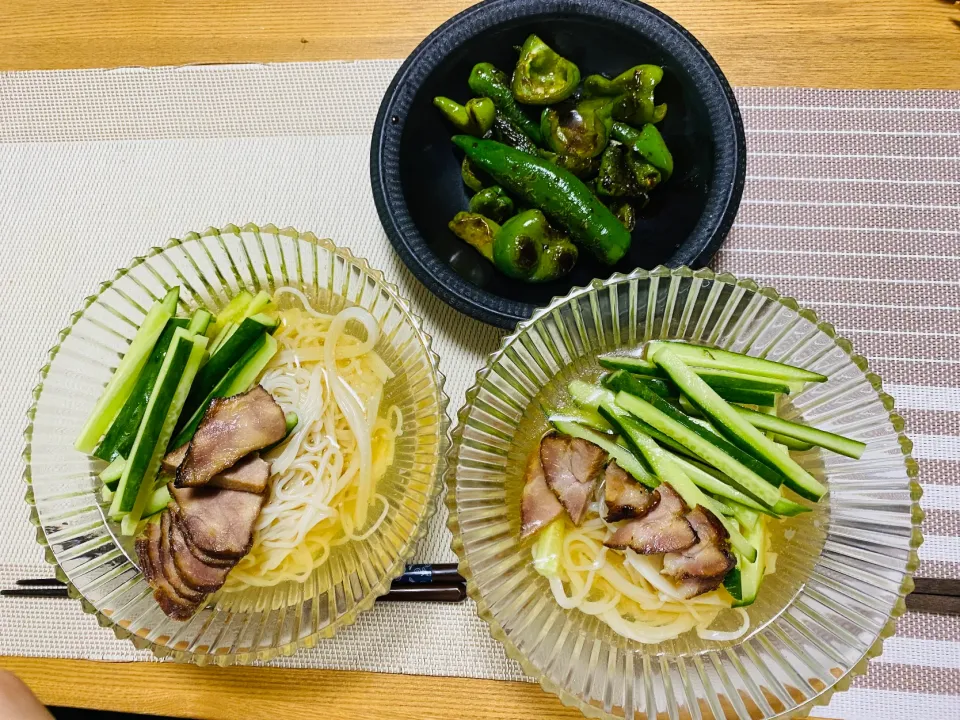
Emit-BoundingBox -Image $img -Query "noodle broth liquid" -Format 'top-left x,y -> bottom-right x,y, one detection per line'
507,352 -> 829,653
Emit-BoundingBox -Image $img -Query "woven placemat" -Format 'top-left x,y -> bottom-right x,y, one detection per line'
0,62 -> 957,719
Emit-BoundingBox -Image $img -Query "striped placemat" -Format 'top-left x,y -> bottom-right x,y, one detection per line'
0,63 -> 956,719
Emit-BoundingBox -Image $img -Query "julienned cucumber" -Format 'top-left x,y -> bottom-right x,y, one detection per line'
144,484 -> 172,518
668,455 -> 775,516
119,333 -> 208,535
74,287 -> 179,453
93,318 -> 189,462
598,356 -> 792,395
211,291 -> 274,353
607,374 -> 790,490
207,290 -> 253,339
645,341 -> 827,384
188,309 -> 212,335
110,328 -> 194,517
548,418 -> 657,489
724,515 -> 767,606
625,428 -> 757,562
98,456 -> 126,490
179,314 -> 277,425
168,332 -> 277,450
651,348 -> 827,501
732,405 -> 866,459
601,370 -> 777,408
615,391 -> 782,508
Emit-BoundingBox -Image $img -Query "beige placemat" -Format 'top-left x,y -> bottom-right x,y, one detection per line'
0,62 -> 957,719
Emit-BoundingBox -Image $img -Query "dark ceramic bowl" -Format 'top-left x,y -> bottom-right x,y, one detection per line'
371,0 -> 746,328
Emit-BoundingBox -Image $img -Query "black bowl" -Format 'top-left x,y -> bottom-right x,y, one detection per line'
371,0 -> 746,328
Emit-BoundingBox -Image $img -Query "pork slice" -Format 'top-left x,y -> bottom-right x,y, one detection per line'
136,514 -> 201,618
162,444 -> 188,475
520,446 -> 564,538
540,433 -> 607,525
176,385 -> 286,488
158,510 -> 206,603
135,518 -> 162,585
169,483 -> 265,558
604,483 -> 696,554
676,575 -> 726,599
603,462 -> 659,522
662,507 -> 736,580
169,516 -> 234,593
153,587 -> 202,621
207,454 -> 270,494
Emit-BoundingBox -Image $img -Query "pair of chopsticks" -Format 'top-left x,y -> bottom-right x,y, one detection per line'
3,563 -> 467,603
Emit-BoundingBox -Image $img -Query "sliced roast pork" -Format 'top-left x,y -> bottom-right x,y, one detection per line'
158,510 -> 205,603
169,513 -> 234,593
676,575 -> 726,599
136,516 -> 202,620
175,386 -> 286,488
662,507 -> 736,586
169,484 -> 265,558
603,462 -> 659,522
604,483 -> 696,554
540,433 -> 607,526
162,443 -> 188,476
164,446 -> 270,495
520,446 -> 564,538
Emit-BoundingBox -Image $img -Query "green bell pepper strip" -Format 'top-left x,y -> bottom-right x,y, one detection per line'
510,34 -> 580,105
453,136 -> 632,265
612,122 -> 674,180
468,63 -> 542,143
432,96 -> 495,136
468,186 -> 515,224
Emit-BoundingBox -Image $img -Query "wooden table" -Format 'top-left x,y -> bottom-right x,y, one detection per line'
0,1 -> 957,718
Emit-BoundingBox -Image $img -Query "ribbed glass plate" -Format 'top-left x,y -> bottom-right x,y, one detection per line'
24,223 -> 448,665
447,266 -> 921,719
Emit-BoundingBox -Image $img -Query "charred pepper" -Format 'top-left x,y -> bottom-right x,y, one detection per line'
469,63 -> 542,143
612,121 -> 673,180
469,186 -> 515,223
540,97 -> 613,160
433,96 -> 496,136
510,34 -> 581,105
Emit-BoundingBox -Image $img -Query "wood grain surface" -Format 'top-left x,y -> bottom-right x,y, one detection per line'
0,0 -> 958,88
0,0 -> 953,718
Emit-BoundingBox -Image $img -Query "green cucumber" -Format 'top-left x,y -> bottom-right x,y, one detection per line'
208,321 -> 235,355
645,341 -> 827,383
188,309 -> 212,335
93,318 -> 189,461
144,484 -> 171,518
75,287 -> 179,453
100,485 -> 115,504
554,405 -> 613,433
168,332 -> 277,450
599,356 -> 791,394
729,501 -> 760,530
98,456 -> 126,490
109,328 -> 194,518
773,434 -> 815,452
615,391 -> 782,508
602,369 -> 776,409
730,405 -> 865,459
212,291 -> 274,352
625,427 -> 756,562
180,314 -> 278,425
119,332 -> 208,534
650,347 -> 827,501
598,355 -> 666,377
609,375 -> 789,490
724,515 -> 767,606
549,418 -> 657,489
669,455 -> 776,516
207,290 -> 253,338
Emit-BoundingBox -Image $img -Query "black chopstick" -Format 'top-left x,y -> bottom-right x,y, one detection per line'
2,587 -> 69,598
15,578 -> 66,587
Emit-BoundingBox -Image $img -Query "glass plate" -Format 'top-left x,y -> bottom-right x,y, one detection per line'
447,266 -> 921,719
24,223 -> 448,665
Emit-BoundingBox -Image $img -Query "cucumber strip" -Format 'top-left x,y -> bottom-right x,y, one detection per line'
213,291 -> 275,352
180,315 -> 278,425
549,418 -> 658,489
611,377 -> 789,490
773,434 -> 815,452
208,290 -> 253,338
119,333 -> 208,534
724,515 -> 767,606
615,392 -> 782,507
100,485 -> 115,504
554,405 -> 613,433
208,321 -> 235,355
773,497 -> 812,516
731,405 -> 866,459
93,318 -> 190,461
729,502 -> 760,530
110,328 -> 194,518
168,332 -> 276,450
625,428 -> 756,562
645,341 -> 827,383
144,484 -> 171,517
531,518 -> 565,576
98,456 -> 126,490
599,357 -> 791,394
669,455 -> 778,516
188,309 -> 212,335
651,348 -> 827,501
74,288 -> 179,453
602,370 -> 776,410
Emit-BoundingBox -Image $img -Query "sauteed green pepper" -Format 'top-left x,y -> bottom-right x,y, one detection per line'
469,186 -> 515,223
432,96 -> 496,136
454,136 -> 631,265
584,65 -> 666,125
495,210 -> 578,282
541,97 -> 613,160
461,157 -> 490,192
596,144 -> 640,198
511,34 -> 581,105
491,113 -> 540,156
469,63 -> 542,143
612,121 -> 674,179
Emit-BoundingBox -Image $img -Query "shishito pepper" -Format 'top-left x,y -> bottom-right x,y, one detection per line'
469,186 -> 515,223
491,113 -> 540,156
510,34 -> 581,105
433,96 -> 496,136
495,209 -> 578,282
469,63 -> 542,143
612,122 -> 674,180
540,97 -> 613,160
584,65 -> 667,125
448,211 -> 499,261
454,136 -> 632,265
